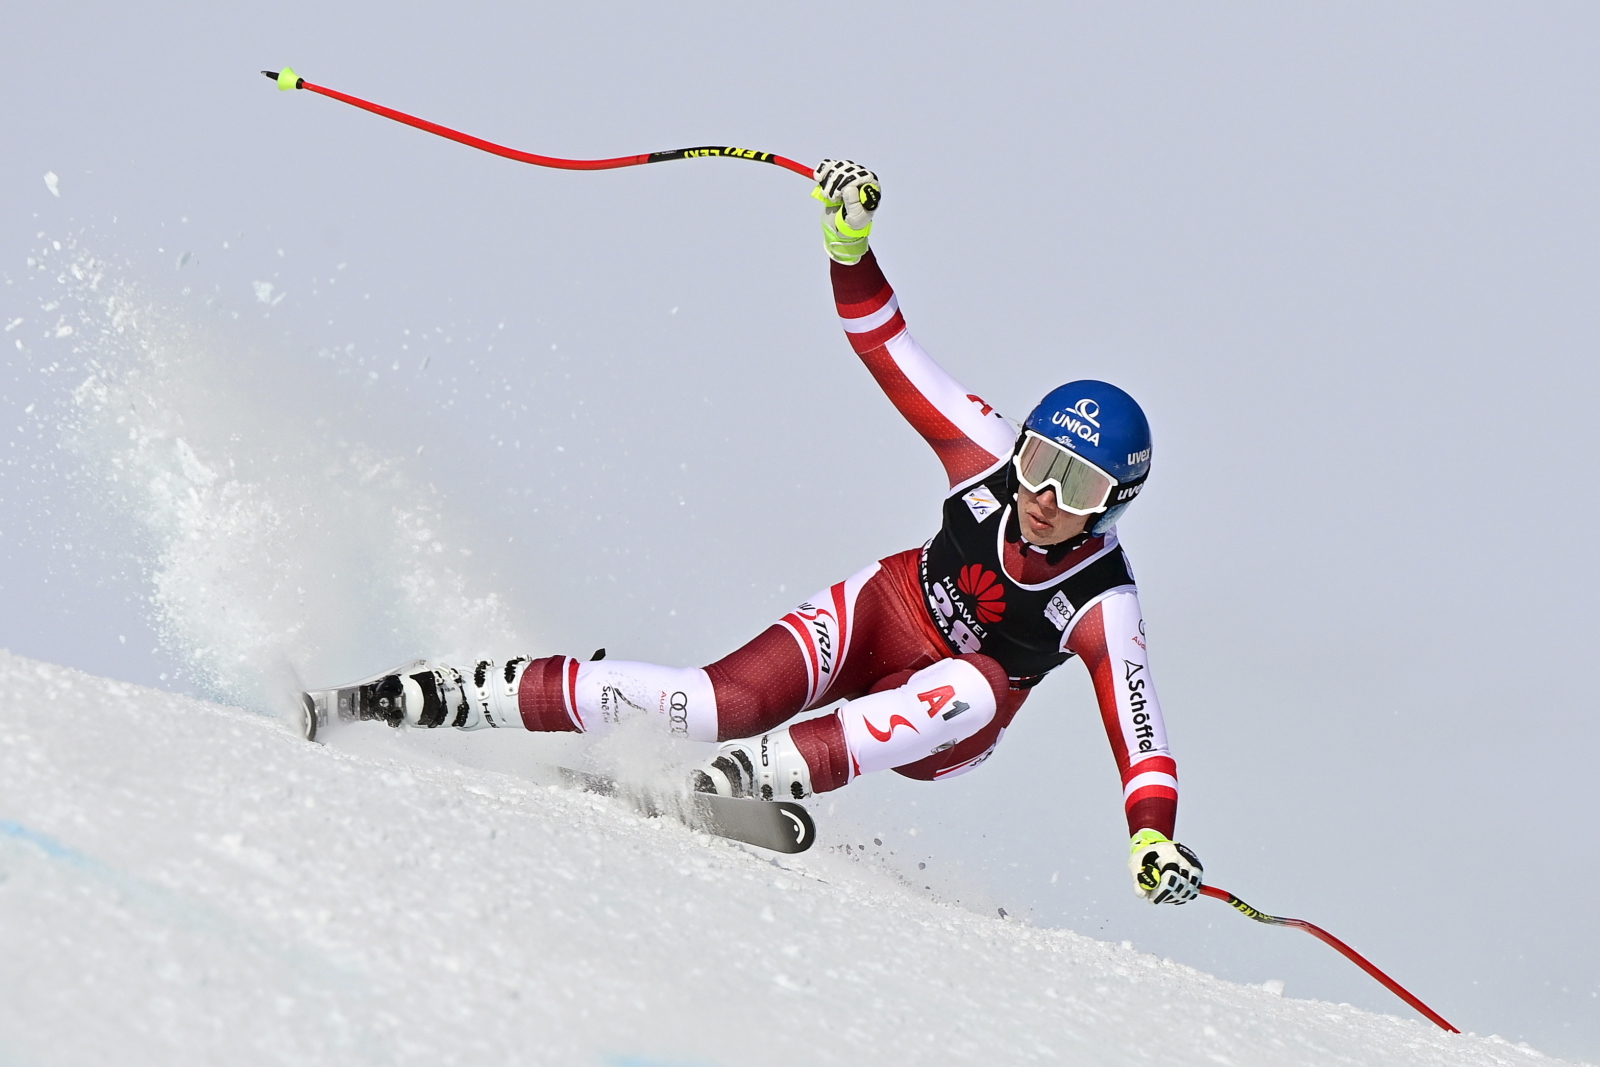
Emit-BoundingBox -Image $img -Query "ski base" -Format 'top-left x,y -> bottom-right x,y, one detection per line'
558,767 -> 815,854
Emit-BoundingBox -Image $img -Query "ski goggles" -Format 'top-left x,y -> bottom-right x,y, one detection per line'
1012,431 -> 1118,515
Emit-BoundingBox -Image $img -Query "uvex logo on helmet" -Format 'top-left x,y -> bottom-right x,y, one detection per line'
1050,398 -> 1102,447
956,565 -> 1006,624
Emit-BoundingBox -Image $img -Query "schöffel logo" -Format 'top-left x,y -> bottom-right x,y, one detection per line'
1123,660 -> 1155,753
956,565 -> 1007,624
1051,398 -> 1102,447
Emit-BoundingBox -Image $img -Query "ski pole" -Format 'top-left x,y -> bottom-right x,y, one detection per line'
1200,884 -> 1458,1033
260,68 -> 815,181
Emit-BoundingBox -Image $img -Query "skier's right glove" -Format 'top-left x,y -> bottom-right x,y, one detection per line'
814,158 -> 881,265
1129,829 -> 1204,905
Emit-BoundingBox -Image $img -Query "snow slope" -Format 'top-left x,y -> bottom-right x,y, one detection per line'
0,650 -> 1575,1067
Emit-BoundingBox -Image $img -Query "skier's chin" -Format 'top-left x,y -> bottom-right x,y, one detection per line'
1016,487 -> 1090,546
1021,516 -> 1056,544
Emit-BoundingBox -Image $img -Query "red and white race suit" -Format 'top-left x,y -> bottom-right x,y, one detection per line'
511,251 -> 1178,838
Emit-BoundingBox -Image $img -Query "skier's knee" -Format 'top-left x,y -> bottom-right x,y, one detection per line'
891,720 -> 1005,782
950,653 -> 1009,705
866,656 -> 1004,703
836,656 -> 1002,778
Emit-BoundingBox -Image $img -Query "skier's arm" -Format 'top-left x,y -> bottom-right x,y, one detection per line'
1068,590 -> 1204,904
1063,590 -> 1178,839
831,251 -> 1018,488
813,160 -> 1016,489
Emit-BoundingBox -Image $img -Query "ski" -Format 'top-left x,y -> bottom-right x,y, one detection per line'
297,678 -> 816,853
557,767 -> 816,854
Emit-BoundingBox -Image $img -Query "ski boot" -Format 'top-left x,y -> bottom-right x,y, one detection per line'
300,658 -> 533,741
299,660 -> 466,742
690,729 -> 814,801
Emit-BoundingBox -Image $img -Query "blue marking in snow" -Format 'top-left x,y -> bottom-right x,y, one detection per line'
0,816 -> 394,1055
0,820 -> 89,864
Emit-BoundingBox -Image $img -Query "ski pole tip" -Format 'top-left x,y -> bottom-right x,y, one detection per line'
261,67 -> 303,91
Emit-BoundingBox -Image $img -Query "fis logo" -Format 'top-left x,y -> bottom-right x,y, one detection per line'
962,484 -> 1002,522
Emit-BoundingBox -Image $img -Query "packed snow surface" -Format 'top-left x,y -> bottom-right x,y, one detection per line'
0,651 -> 1574,1066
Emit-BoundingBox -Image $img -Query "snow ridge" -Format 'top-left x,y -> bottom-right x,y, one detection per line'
0,650 -> 1575,1066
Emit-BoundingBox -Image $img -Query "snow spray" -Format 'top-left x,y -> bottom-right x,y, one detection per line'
33,238 -> 519,712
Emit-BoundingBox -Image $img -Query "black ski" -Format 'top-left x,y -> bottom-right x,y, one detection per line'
557,767 -> 816,854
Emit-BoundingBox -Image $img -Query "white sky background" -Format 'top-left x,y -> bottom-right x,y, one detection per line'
1,1 -> 1596,1059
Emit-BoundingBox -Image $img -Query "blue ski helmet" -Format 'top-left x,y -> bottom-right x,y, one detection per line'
1019,380 -> 1151,535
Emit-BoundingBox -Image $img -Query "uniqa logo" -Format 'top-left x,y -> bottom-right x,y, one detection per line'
1050,401 -> 1102,447
956,564 -> 1007,624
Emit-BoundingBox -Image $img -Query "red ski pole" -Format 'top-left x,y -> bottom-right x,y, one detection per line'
261,68 -> 815,181
1200,884 -> 1458,1033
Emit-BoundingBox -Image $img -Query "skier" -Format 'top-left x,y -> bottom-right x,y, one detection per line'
306,160 -> 1204,906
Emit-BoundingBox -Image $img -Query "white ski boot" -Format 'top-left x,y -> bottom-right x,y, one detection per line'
690,729 -> 815,801
299,658 -> 528,741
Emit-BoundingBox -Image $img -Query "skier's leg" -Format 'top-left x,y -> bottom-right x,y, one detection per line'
697,653 -> 1015,799
525,655 -> 721,739
888,686 -> 1029,782
309,550 -> 945,750
301,654 -> 719,737
707,549 -> 947,739
515,551 -> 940,744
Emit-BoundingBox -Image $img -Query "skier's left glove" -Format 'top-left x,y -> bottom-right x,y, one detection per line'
814,158 -> 881,265
1129,829 -> 1204,905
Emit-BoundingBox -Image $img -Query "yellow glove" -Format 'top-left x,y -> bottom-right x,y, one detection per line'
813,158 -> 881,264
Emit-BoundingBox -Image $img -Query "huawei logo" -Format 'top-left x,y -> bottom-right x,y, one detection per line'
956,565 -> 1007,624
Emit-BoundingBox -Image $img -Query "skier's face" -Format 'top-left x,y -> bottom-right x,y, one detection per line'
1017,484 -> 1092,545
